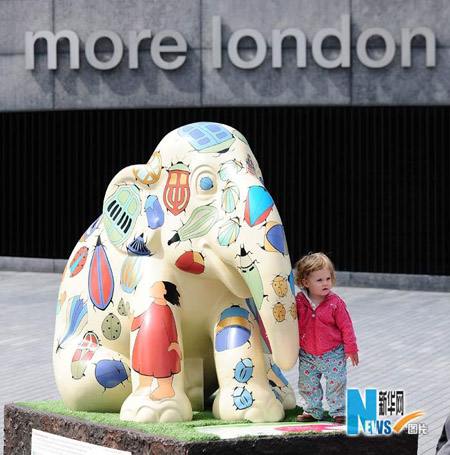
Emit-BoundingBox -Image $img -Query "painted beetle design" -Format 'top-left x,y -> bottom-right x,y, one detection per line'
53,122 -> 298,425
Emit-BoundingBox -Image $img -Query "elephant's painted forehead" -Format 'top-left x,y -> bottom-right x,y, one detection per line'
150,124 -> 258,168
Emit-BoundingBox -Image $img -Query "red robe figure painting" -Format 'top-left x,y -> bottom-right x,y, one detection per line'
130,281 -> 182,400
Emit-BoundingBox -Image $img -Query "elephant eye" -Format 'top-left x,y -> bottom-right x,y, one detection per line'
194,168 -> 217,198
200,176 -> 214,191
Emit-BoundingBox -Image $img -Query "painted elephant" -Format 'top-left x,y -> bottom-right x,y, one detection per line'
53,122 -> 299,423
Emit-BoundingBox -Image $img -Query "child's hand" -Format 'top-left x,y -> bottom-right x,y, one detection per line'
168,342 -> 183,360
345,352 -> 359,366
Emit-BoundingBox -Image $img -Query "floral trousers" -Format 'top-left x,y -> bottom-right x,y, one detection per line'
298,344 -> 347,419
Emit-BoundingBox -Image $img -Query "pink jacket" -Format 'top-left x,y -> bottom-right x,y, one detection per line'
296,290 -> 358,355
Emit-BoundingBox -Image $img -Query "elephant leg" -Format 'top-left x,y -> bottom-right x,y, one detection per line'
120,364 -> 192,423
263,353 -> 297,410
54,339 -> 131,412
212,304 -> 285,422
184,358 -> 204,411
119,303 -> 192,423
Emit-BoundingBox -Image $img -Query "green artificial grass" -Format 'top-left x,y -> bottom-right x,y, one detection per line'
18,400 -> 331,442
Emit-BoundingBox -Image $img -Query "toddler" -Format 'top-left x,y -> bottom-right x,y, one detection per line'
295,252 -> 358,424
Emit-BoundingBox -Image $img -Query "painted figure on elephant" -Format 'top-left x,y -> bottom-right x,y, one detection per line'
53,122 -> 299,423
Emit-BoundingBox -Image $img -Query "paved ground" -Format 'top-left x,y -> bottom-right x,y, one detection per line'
1,271 -> 449,455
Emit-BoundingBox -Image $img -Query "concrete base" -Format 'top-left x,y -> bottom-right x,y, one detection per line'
4,404 -> 418,455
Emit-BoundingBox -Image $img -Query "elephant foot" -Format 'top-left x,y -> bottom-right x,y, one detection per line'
120,392 -> 193,423
278,385 -> 297,410
212,386 -> 284,423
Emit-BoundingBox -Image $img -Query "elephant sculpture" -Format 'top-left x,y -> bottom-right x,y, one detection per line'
53,122 -> 299,423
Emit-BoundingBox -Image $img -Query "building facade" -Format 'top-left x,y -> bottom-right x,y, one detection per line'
1,0 -> 449,277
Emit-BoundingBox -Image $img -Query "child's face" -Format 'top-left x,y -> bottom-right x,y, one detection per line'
302,267 -> 333,298
149,281 -> 167,299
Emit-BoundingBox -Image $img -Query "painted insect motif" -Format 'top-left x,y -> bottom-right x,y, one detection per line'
233,386 -> 254,410
163,163 -> 191,216
69,246 -> 89,277
215,306 -> 251,352
233,129 -> 249,146
168,205 -> 218,245
263,222 -> 288,255
288,271 -> 295,295
58,295 -> 88,350
53,122 -> 299,424
120,236 -> 150,294
246,154 -> 256,176
244,186 -> 274,227
218,159 -> 243,181
101,313 -> 121,340
218,217 -> 241,247
222,181 -> 240,213
245,297 -> 271,354
56,291 -> 67,315
290,303 -> 297,320
126,235 -> 151,256
238,247 -> 266,310
81,215 -> 102,242
120,255 -> 143,294
267,363 -> 289,388
71,331 -> 100,380
178,122 -> 235,154
132,151 -> 162,185
118,298 -> 130,316
175,251 -> 205,275
273,303 -> 286,322
95,359 -> 130,389
103,186 -> 141,246
267,363 -> 290,402
234,358 -> 254,383
88,237 -> 114,310
272,275 -> 288,298
145,195 -> 165,229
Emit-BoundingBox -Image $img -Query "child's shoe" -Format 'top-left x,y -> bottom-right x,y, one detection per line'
296,412 -> 320,422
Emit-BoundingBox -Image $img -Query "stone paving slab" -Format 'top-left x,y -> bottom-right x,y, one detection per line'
1,271 -> 449,454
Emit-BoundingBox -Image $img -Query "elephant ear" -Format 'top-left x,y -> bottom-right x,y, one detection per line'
102,157 -> 163,252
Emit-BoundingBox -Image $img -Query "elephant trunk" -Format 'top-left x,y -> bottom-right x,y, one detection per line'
237,218 -> 299,371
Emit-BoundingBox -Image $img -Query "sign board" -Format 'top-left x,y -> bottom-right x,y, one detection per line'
31,429 -> 131,455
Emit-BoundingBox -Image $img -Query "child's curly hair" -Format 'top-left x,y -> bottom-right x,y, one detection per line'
294,252 -> 337,287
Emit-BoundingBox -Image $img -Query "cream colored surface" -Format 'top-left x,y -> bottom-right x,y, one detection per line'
53,123 -> 299,423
